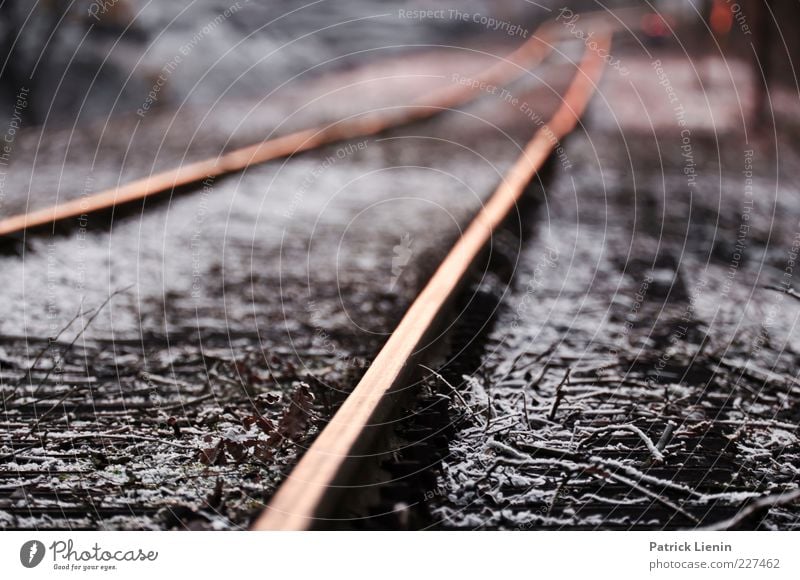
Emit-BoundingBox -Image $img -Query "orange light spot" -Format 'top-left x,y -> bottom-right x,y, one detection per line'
641,13 -> 670,37
710,0 -> 734,35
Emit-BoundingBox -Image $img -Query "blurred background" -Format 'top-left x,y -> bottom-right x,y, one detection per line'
2,0 -> 800,533
1,0 -> 796,127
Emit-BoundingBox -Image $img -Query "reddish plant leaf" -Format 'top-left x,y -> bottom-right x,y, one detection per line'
243,414 -> 274,434
198,439 -> 227,466
225,440 -> 247,462
269,382 -> 315,445
253,441 -> 273,462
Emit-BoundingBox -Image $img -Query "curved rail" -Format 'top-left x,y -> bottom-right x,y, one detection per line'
0,23 -> 559,238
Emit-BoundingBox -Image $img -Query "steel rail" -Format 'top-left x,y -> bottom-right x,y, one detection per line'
252,34 -> 611,531
0,23 -> 561,238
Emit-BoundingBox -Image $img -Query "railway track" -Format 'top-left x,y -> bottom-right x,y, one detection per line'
253,35 -> 611,531
2,13 -> 602,529
4,7 -> 795,533
0,13 -> 617,531
249,15 -> 800,529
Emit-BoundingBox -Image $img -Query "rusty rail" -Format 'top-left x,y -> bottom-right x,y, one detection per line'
253,34 -> 611,531
0,24 -> 560,238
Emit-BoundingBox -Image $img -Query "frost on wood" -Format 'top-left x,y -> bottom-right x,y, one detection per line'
0,338 -> 359,530
424,130 -> 800,531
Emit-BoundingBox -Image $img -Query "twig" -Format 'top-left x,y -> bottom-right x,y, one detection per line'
485,442 -> 696,521
763,284 -> 800,303
656,421 -> 677,453
30,286 -> 132,398
603,468 -> 699,524
29,385 -> 88,431
28,432 -> 195,450
703,489 -> 800,530
153,392 -> 216,412
483,370 -> 494,436
547,474 -> 570,517
419,364 -> 475,419
498,351 -> 528,385
547,369 -> 570,421
580,423 -> 665,463
724,418 -> 748,443
2,302 -> 84,404
492,440 -> 698,523
533,342 -> 558,364
530,363 -> 550,390
597,456 -> 704,498
0,440 -> 45,462
521,393 -> 530,428
495,439 -> 580,462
